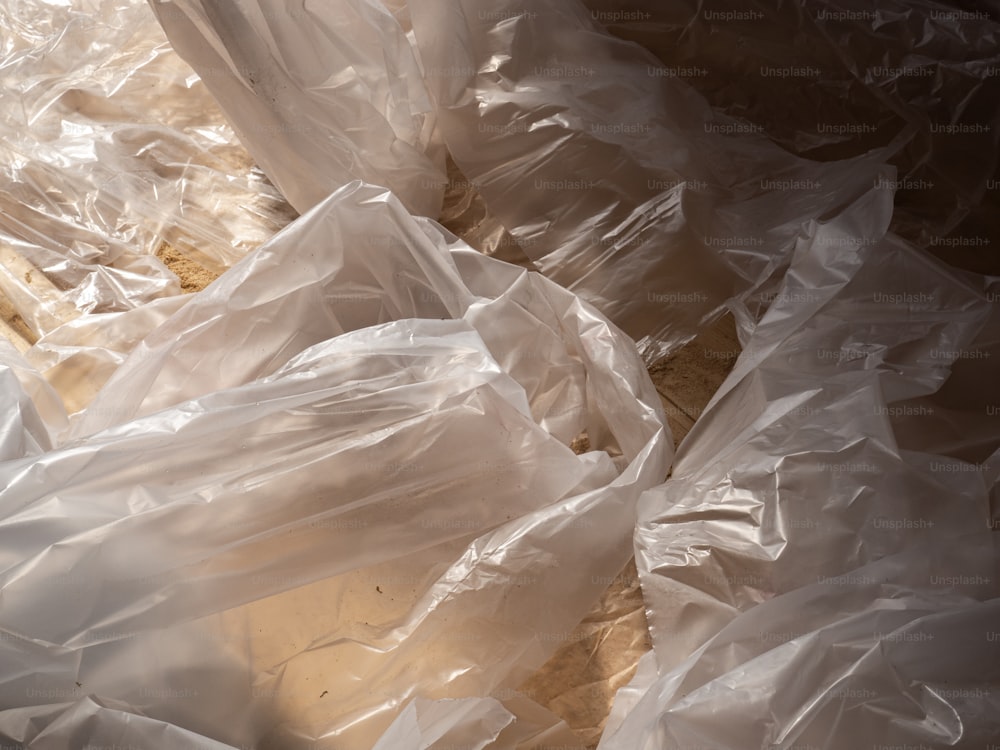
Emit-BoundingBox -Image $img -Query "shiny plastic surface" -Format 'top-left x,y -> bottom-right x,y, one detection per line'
146,0 -> 448,218
601,187 -> 1000,749
0,0 -> 295,340
1,0 -> 998,747
407,0 -> 896,360
0,182 -> 670,749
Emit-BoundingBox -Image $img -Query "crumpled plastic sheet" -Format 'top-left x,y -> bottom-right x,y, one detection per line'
146,0 -> 449,219
583,0 -> 1000,258
147,0 -> 904,361
134,0 -> 1000,323
602,546 -> 1000,748
0,181 -> 670,749
368,694 -> 589,750
0,0 -> 295,341
516,560 -> 651,748
0,341 -> 61,460
597,183 -> 1000,747
404,0 -> 907,361
2,0 -> 999,748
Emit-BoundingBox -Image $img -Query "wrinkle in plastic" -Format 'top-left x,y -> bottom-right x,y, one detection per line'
1,0 -> 998,747
601,182 -> 1000,748
0,181 -> 670,749
0,0 -> 295,343
145,0 -> 448,219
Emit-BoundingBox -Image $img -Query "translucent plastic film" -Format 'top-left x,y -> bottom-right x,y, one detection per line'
146,0 -> 448,218
584,0 -> 1000,263
605,180 -> 1000,748
142,0 -> 918,361
0,0 -> 295,342
0,182 -> 670,749
406,0 -> 896,360
2,0 -> 998,748
602,547 -> 1000,749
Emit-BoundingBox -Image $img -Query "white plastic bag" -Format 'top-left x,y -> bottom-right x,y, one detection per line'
406,0 -> 894,360
146,0 -> 448,218
602,179 -> 1000,748
0,182 -> 670,749
0,0 -> 295,342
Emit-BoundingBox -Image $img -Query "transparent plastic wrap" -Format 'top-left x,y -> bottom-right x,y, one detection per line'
0,342 -> 60,462
602,185 -> 1000,748
0,0 -> 295,341
146,0 -> 448,218
406,0 -> 896,360
0,182 -> 671,749
601,543 -> 1000,749
368,695 -> 587,750
584,0 -> 1000,263
3,1 -> 997,748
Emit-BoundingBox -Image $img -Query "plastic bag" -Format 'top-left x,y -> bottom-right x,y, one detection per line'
406,0 -> 896,360
600,178 -> 1000,748
0,0 -> 295,343
0,182 -> 670,748
4,0 -> 998,747
146,0 -> 448,219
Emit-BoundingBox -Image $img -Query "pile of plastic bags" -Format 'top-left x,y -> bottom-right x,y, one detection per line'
0,0 -> 997,748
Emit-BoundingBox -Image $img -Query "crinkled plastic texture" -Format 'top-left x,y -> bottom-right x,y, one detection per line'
598,184 -> 1000,748
0,341 -> 62,461
4,1 -> 998,749
146,0 -> 448,219
0,182 -> 670,749
369,695 -> 587,750
371,697 -> 515,750
584,0 -> 1000,268
24,294 -> 191,418
602,545 -> 1000,748
406,0 -> 902,361
144,0 -> 993,358
437,156 -> 538,270
0,0 -> 295,340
